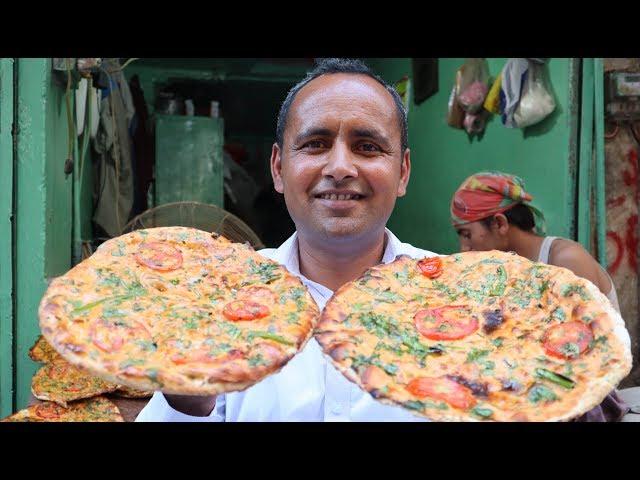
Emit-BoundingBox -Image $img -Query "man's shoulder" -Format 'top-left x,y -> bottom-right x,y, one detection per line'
255,233 -> 297,264
395,240 -> 440,260
387,229 -> 440,260
258,248 -> 278,258
257,248 -> 279,261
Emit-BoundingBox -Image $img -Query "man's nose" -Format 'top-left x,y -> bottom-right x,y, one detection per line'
321,142 -> 358,182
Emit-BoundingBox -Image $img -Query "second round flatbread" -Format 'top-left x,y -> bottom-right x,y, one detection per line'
315,250 -> 632,422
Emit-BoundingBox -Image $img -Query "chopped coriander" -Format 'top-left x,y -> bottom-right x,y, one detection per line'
528,384 -> 558,404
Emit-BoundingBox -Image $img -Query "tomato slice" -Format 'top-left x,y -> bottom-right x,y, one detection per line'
34,402 -> 66,419
417,257 -> 443,279
406,376 -> 477,410
237,286 -> 276,304
542,321 -> 593,359
89,319 -> 149,353
90,325 -> 124,353
135,242 -> 183,272
223,300 -> 270,321
414,305 -> 478,340
121,366 -> 147,377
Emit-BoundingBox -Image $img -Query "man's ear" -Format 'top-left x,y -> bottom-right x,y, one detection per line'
493,213 -> 510,235
270,143 -> 284,194
397,148 -> 411,197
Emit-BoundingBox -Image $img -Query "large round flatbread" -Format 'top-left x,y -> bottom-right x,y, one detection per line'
39,227 -> 319,395
315,250 -> 632,421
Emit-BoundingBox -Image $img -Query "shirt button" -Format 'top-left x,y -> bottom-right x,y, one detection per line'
332,404 -> 343,415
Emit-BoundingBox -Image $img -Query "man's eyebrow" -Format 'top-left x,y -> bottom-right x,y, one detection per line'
294,127 -> 333,145
351,128 -> 390,145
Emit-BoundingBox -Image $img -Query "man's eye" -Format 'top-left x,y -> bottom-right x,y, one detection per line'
302,140 -> 325,149
357,143 -> 381,153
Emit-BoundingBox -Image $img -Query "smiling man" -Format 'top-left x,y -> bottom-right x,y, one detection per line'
136,58 -> 438,422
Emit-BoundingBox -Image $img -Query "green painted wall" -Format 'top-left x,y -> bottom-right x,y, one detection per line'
0,58 -> 15,416
369,58 -> 578,255
14,59 -> 72,409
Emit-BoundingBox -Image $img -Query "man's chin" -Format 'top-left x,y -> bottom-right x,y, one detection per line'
315,219 -> 375,242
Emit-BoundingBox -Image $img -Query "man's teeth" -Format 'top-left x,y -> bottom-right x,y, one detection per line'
319,194 -> 360,200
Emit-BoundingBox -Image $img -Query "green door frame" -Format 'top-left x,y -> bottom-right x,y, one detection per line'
577,58 -> 594,251
0,58 -> 15,417
575,57 -> 607,266
0,58 -> 77,412
14,58 -> 51,410
12,58 -> 73,410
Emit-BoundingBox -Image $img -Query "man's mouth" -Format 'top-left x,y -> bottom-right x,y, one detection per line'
314,192 -> 365,201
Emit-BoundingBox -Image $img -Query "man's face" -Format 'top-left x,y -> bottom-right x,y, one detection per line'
456,220 -> 507,252
271,73 -> 410,243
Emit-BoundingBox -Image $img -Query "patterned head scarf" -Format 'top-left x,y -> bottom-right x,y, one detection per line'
450,171 -> 546,235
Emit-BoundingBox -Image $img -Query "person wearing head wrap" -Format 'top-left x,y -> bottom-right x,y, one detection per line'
451,170 -> 547,235
450,171 -> 628,423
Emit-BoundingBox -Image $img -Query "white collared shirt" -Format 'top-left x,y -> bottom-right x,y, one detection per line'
136,229 -> 439,422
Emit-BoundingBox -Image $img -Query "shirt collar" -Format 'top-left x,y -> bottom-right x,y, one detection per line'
273,228 -> 404,282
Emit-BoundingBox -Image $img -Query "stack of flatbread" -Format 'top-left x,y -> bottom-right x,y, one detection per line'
1,336 -> 152,422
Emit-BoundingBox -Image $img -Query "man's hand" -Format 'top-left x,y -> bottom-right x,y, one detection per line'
164,394 -> 217,417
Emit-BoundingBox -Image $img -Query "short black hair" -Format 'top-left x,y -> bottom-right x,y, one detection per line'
275,58 -> 408,153
481,203 -> 536,231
